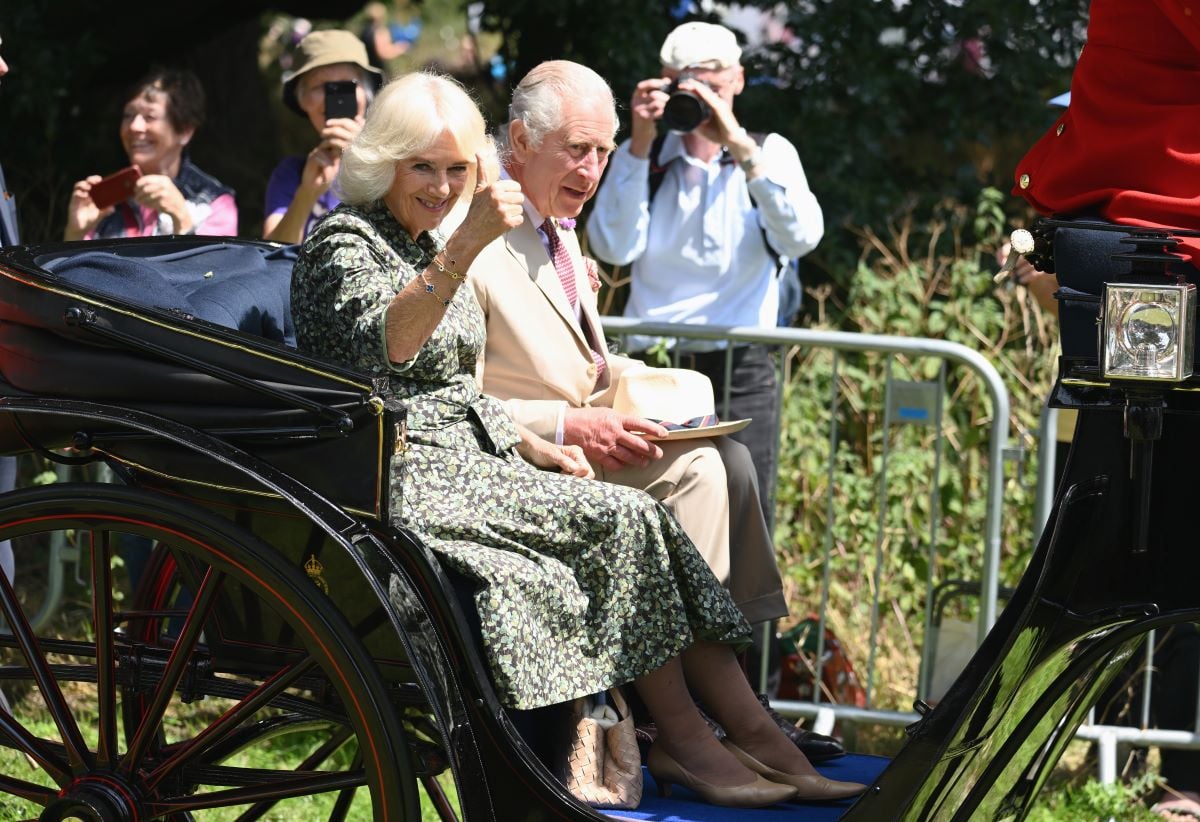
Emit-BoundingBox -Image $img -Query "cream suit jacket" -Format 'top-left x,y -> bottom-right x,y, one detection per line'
469,217 -> 788,624
471,217 -> 641,439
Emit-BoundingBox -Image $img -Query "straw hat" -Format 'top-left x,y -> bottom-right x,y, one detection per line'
612,368 -> 751,441
281,30 -> 383,115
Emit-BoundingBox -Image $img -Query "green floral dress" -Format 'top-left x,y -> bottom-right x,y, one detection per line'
292,201 -> 749,709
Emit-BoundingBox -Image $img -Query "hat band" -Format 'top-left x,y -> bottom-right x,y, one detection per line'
649,414 -> 720,431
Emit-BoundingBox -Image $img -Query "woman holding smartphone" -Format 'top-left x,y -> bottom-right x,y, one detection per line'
64,68 -> 236,240
263,30 -> 382,244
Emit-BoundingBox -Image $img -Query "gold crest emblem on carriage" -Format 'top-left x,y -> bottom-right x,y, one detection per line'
305,554 -> 330,594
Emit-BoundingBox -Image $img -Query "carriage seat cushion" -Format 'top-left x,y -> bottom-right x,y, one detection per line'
40,242 -> 297,347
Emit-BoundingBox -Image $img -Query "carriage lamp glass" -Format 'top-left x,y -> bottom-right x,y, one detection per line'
1102,282 -> 1195,381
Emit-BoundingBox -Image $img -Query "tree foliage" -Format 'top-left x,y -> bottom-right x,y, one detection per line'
751,0 -> 1087,252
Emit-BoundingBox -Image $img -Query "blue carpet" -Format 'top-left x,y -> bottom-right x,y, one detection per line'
603,754 -> 889,821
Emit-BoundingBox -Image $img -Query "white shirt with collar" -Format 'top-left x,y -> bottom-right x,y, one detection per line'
586,130 -> 823,351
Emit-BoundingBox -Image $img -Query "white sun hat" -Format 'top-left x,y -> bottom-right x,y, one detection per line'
612,368 -> 751,441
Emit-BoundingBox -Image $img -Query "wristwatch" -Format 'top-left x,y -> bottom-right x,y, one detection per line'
739,147 -> 763,175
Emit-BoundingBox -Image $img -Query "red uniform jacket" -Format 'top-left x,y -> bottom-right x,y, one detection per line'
1014,0 -> 1200,262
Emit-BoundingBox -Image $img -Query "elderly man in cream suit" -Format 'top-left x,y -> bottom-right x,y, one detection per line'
469,60 -> 786,631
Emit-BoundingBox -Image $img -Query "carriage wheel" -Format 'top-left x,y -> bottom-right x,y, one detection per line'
0,483 -> 416,821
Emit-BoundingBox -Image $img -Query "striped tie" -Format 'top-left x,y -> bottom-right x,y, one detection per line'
543,218 -> 579,308
542,218 -> 606,379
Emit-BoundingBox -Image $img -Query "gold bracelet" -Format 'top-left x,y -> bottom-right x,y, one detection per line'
432,252 -> 465,281
419,271 -> 454,307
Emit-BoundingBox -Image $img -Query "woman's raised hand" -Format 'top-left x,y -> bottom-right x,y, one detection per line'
303,115 -> 365,195
63,176 -> 111,241
455,152 -> 524,251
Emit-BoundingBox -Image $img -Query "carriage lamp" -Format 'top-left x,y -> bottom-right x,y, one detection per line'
1102,282 -> 1196,381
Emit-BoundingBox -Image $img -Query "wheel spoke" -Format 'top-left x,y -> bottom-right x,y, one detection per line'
327,750 -> 363,822
294,726 -> 355,770
232,725 -> 354,820
144,656 -> 318,790
0,772 -> 58,806
123,566 -> 224,773
0,636 -> 104,656
0,711 -> 71,785
421,773 -> 459,822
0,549 -> 93,775
90,530 -> 118,767
145,769 -> 366,815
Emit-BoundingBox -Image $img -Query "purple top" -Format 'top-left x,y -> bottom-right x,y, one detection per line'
264,155 -> 341,240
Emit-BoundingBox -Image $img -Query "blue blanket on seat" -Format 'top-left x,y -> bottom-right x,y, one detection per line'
40,242 -> 297,347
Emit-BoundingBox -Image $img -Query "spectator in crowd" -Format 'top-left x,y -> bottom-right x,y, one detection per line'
359,2 -> 415,73
1013,3 -> 1200,818
467,59 -> 842,762
587,21 -> 824,519
290,70 -> 863,808
64,68 -> 235,240
263,30 -> 381,245
0,34 -> 16,584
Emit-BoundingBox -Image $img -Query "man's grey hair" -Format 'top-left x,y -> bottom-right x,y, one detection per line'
498,60 -> 619,153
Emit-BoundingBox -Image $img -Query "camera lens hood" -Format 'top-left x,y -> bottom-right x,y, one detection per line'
663,89 -> 710,133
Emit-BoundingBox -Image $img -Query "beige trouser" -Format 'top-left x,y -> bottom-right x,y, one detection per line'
598,435 -> 788,624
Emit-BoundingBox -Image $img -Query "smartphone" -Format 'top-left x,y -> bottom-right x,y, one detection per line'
324,80 -> 358,121
90,165 -> 142,210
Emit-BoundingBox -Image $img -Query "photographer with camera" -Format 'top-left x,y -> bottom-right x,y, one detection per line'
588,21 -> 824,526
263,30 -> 381,244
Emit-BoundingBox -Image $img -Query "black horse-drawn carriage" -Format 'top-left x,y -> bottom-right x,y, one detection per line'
0,223 -> 1191,820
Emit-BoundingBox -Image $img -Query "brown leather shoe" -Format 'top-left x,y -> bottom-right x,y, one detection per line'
756,693 -> 846,761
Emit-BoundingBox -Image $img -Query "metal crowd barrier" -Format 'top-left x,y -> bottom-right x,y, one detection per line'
601,317 -> 1011,735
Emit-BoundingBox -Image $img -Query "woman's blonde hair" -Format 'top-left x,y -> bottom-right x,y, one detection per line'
338,72 -> 491,205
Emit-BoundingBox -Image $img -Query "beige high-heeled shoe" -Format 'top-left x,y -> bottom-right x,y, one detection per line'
723,740 -> 867,801
647,745 -> 799,808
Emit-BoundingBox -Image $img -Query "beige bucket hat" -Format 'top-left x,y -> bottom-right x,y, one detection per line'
281,30 -> 383,115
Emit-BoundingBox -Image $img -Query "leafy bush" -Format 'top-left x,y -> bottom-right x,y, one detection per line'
1028,769 -> 1164,821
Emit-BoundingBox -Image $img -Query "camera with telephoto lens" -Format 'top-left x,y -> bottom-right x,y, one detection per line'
661,73 -> 713,133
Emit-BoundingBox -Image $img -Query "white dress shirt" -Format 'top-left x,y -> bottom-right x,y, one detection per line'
587,131 -> 823,351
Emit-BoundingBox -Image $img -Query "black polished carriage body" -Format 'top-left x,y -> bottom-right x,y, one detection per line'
0,229 -> 1189,821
